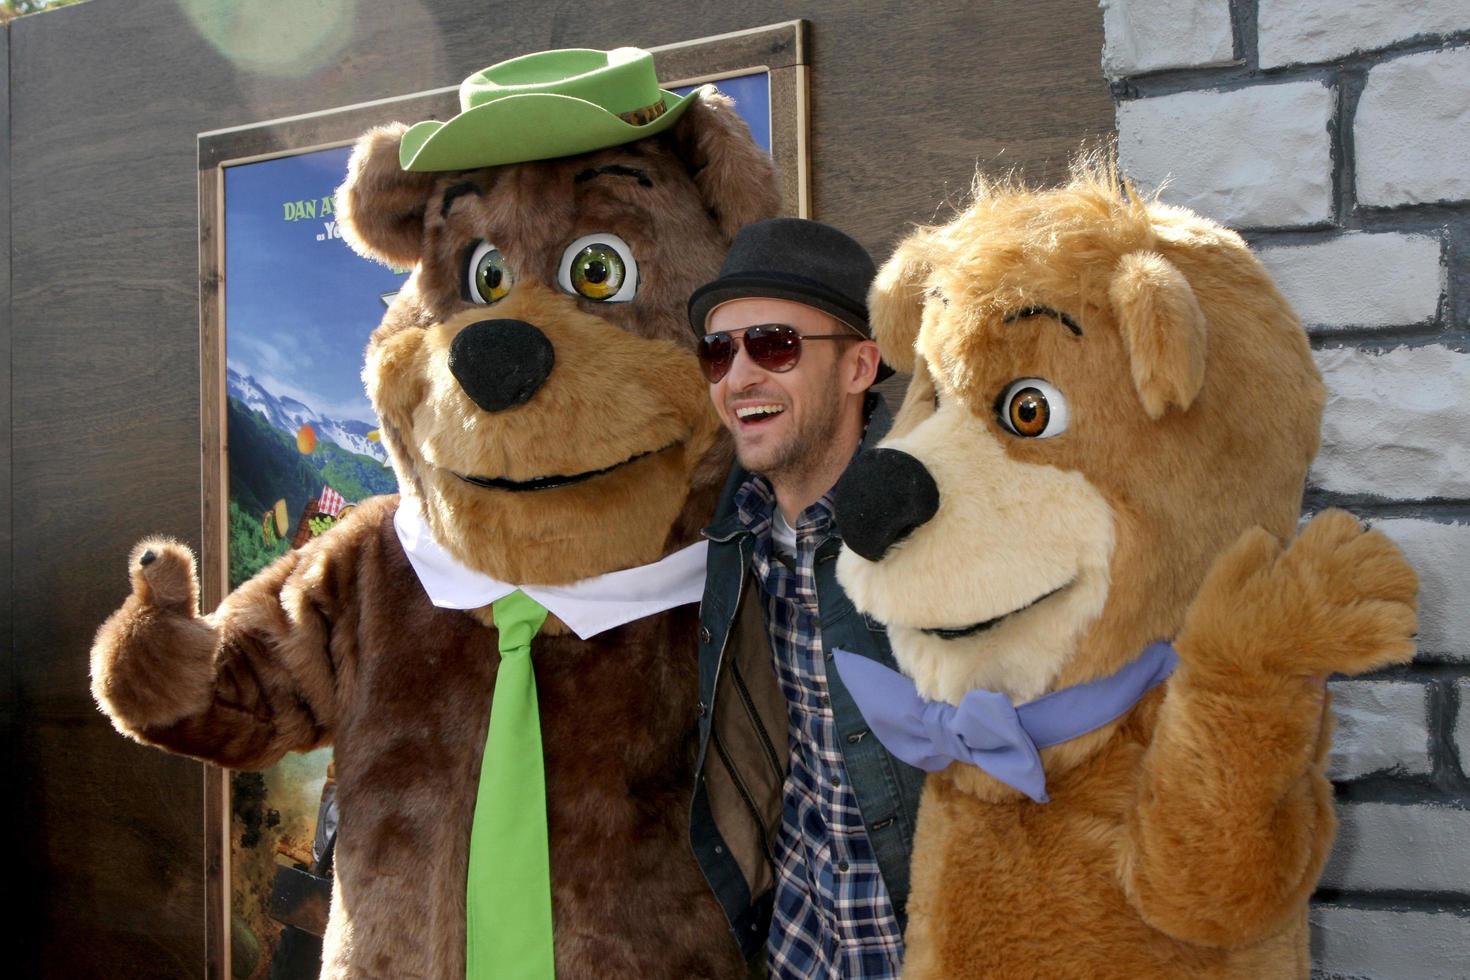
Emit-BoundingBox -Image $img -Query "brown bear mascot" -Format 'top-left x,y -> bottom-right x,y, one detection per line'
829,156 -> 1419,978
90,47 -> 778,978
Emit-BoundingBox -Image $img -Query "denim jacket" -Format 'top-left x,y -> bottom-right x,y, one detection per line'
688,395 -> 927,964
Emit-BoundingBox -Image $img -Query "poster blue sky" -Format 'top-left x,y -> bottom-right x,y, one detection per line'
224,144 -> 407,426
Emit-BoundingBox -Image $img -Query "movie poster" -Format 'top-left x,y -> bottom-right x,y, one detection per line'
222,141 -> 405,979
221,71 -> 772,977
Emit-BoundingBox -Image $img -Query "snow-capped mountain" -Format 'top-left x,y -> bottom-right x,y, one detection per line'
228,367 -> 388,463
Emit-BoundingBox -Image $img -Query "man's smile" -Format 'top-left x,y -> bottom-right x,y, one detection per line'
733,403 -> 786,425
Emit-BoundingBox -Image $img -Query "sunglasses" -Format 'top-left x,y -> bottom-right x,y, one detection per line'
696,323 -> 858,383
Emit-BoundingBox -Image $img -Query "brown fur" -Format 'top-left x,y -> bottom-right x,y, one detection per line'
91,86 -> 779,977
837,155 -> 1418,977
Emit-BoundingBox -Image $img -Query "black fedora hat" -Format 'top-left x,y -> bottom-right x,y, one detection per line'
688,218 -> 894,382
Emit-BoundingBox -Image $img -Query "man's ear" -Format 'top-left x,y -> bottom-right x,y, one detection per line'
664,87 -> 782,242
867,235 -> 931,374
1108,250 -> 1208,419
335,123 -> 440,268
843,340 -> 882,395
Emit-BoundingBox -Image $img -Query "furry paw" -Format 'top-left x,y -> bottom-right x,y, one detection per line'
127,537 -> 201,617
1178,510 -> 1418,680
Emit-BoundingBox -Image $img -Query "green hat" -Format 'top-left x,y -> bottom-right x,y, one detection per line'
399,47 -> 700,172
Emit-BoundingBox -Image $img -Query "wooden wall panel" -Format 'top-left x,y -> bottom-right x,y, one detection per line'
0,20 -> 16,978
8,0 -> 1112,975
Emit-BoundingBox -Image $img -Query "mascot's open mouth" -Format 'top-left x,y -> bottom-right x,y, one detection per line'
455,443 -> 675,493
920,581 -> 1073,640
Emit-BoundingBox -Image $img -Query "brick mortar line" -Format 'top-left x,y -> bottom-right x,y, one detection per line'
1111,33 -> 1470,102
1307,331 -> 1468,350
1428,678 -> 1465,786
1228,0 -> 1258,70
1310,892 -> 1470,915
1332,778 -> 1470,805
1330,67 -> 1364,226
1441,678 -> 1465,780
1228,207 -> 1470,240
1359,663 -> 1470,683
1302,495 -> 1470,521
1244,209 -> 1469,249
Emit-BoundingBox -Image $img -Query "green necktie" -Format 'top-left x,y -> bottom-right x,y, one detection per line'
467,590 -> 554,980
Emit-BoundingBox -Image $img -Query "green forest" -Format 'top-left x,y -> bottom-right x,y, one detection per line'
227,397 -> 397,588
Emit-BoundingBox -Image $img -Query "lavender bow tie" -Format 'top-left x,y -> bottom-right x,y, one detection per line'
832,642 -> 1178,803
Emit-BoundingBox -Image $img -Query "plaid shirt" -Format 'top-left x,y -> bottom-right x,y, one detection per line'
735,474 -> 905,980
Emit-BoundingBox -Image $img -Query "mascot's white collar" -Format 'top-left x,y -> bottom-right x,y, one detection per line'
394,500 -> 707,640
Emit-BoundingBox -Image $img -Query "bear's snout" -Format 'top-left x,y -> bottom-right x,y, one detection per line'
448,318 -> 555,413
834,447 -> 940,562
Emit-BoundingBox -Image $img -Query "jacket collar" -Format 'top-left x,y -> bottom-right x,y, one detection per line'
704,391 -> 892,544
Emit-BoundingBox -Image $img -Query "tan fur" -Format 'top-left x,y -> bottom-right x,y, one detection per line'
838,402 -> 1116,703
839,154 -> 1418,976
90,85 -> 778,977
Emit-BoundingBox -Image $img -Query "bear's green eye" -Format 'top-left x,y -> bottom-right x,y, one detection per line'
569,244 -> 625,300
557,233 -> 638,303
464,241 -> 512,304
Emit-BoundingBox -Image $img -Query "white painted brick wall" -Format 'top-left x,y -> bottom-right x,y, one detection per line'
1100,0 -> 1234,78
1311,346 -> 1470,502
1373,519 -> 1470,663
1312,906 -> 1470,980
1356,47 -> 1470,208
1259,0 -> 1470,69
1328,680 -> 1431,779
1117,82 -> 1333,228
1321,803 -> 1470,891
1257,232 -> 1442,330
1104,9 -> 1468,978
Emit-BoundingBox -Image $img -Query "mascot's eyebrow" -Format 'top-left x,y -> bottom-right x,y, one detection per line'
1003,305 -> 1083,336
440,182 -> 483,218
574,164 -> 654,188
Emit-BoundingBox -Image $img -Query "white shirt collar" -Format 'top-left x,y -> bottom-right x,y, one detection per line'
394,500 -> 707,640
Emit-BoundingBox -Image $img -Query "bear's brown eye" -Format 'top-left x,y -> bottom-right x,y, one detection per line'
997,378 -> 1069,438
1010,389 -> 1048,435
464,241 -> 513,304
558,233 -> 638,302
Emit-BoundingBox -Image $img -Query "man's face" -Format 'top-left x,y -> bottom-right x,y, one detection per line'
706,297 -> 859,479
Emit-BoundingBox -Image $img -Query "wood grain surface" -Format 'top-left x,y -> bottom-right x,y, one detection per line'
0,21 -> 18,980
8,0 -> 1112,975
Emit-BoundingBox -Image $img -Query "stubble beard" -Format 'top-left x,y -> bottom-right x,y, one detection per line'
735,364 -> 846,487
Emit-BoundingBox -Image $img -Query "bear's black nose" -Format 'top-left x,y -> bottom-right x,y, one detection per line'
833,447 -> 940,562
448,319 -> 555,413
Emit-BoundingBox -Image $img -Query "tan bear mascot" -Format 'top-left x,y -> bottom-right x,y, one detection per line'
90,48 -> 777,978
829,157 -> 1418,978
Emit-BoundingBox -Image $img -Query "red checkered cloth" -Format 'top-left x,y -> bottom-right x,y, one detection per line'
317,484 -> 347,517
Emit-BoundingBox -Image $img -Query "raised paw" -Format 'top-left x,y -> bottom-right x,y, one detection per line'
127,537 -> 201,616
1178,509 -> 1418,680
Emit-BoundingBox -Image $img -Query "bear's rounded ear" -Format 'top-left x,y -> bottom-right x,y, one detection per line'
868,234 -> 931,374
665,87 -> 782,242
1109,250 -> 1207,419
335,123 -> 440,268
